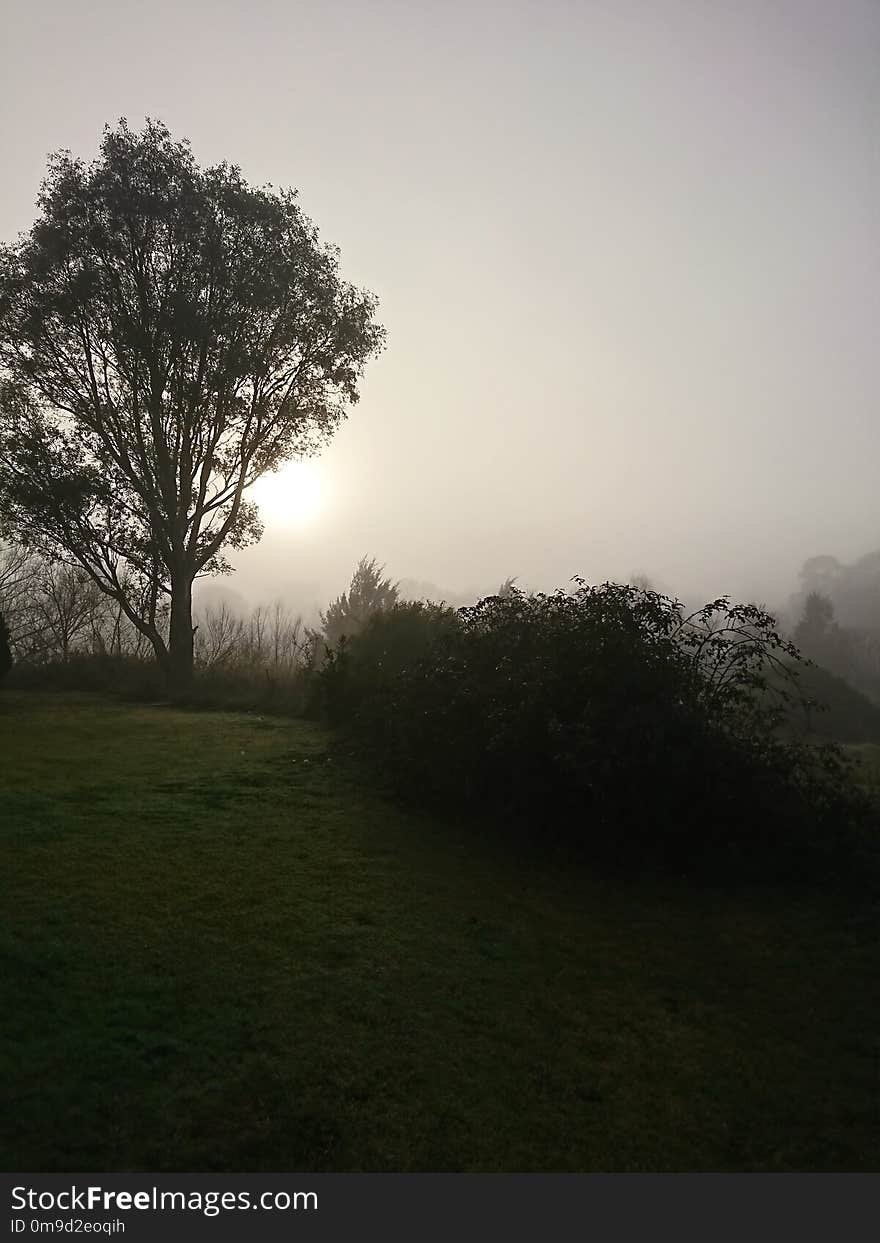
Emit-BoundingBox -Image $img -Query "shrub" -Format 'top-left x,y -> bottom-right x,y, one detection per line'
313,600 -> 460,724
6,653 -> 166,699
324,581 -> 878,885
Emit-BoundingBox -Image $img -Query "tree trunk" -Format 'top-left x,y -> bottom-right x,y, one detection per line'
167,571 -> 195,692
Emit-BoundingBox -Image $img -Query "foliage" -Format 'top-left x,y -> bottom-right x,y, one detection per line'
319,556 -> 400,650
328,580 -> 877,883
0,118 -> 384,681
788,553 -> 880,702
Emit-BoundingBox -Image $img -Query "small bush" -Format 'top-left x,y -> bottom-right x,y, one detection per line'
321,581 -> 878,885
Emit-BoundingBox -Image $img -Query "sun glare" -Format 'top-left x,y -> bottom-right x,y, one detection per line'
253,459 -> 325,528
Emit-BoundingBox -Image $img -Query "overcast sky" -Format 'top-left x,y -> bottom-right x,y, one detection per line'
2,0 -> 878,615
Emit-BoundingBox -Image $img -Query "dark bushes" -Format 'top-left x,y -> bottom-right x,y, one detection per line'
319,581 -> 878,884
7,653 -> 169,699
0,612 -> 11,680
6,652 -> 310,714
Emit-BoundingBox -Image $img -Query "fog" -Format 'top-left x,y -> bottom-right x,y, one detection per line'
3,0 -> 878,619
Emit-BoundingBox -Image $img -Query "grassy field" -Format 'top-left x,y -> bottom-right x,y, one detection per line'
1,691 -> 878,1171
847,742 -> 880,797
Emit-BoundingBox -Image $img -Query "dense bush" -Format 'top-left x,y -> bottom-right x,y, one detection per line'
320,581 -> 878,884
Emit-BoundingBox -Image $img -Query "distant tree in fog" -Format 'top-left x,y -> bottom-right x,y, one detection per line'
793,591 -> 855,683
791,551 -> 880,632
0,543 -> 38,654
798,556 -> 843,600
321,557 -> 399,648
795,592 -> 835,644
33,563 -> 107,662
0,119 -> 384,687
193,598 -> 310,672
193,584 -> 249,619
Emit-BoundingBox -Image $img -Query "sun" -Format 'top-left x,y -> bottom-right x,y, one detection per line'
252,459 -> 325,528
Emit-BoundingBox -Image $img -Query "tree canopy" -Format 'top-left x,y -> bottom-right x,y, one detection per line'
0,119 -> 385,681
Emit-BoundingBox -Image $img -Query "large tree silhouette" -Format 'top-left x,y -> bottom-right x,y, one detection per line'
0,119 -> 384,684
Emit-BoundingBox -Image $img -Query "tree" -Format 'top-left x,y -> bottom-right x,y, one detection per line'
793,590 -> 856,683
0,119 -> 384,685
795,591 -> 835,648
799,555 -> 843,601
321,556 -> 399,649
0,543 -> 37,654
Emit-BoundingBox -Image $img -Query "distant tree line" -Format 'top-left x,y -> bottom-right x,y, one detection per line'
0,545 -> 455,693
787,552 -> 880,702
0,540 -> 317,678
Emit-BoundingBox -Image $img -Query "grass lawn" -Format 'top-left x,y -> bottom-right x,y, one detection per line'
1,691 -> 878,1171
847,742 -> 880,797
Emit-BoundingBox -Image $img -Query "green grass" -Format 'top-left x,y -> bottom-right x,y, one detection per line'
847,742 -> 880,796
1,691 -> 878,1171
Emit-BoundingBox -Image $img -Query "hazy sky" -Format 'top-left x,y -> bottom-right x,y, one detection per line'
2,0 -> 878,614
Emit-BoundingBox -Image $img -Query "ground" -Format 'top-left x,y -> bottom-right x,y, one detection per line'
1,692 -> 878,1171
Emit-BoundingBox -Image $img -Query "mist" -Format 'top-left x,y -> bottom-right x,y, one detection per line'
2,0 -> 877,619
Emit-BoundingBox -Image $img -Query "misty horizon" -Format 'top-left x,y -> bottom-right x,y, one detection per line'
2,0 -> 878,617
